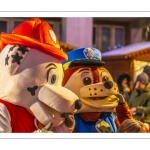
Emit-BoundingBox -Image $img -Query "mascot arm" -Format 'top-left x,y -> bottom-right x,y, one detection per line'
0,103 -> 12,132
116,102 -> 132,124
115,116 -> 120,129
115,93 -> 132,124
33,123 -> 53,133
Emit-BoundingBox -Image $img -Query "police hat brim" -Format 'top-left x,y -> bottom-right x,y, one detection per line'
69,59 -> 105,68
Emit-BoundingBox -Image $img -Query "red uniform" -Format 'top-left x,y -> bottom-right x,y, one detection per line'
0,99 -> 42,132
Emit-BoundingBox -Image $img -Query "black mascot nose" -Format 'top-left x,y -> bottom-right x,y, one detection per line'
75,99 -> 82,110
104,81 -> 113,89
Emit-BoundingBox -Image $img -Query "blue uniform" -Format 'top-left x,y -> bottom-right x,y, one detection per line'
74,112 -> 117,133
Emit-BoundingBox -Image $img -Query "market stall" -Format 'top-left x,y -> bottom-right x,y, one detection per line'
102,42 -> 150,89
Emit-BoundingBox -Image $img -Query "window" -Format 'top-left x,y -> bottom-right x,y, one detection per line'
114,28 -> 124,49
0,21 -> 7,33
142,26 -> 150,41
102,27 -> 111,52
93,25 -> 125,52
0,19 -> 24,33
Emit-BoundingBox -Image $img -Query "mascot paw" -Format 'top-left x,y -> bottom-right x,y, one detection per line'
61,113 -> 75,128
34,122 -> 53,133
115,93 -> 126,104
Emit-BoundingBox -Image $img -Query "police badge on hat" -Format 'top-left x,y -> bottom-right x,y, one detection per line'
83,48 -> 94,59
95,119 -> 111,133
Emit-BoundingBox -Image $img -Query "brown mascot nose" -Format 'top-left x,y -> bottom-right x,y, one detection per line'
104,81 -> 113,89
75,99 -> 82,110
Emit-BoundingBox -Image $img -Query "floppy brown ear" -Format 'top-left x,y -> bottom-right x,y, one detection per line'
4,45 -> 30,75
62,66 -> 83,86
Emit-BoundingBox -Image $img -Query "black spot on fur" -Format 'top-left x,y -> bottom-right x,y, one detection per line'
5,55 -> 9,65
8,45 -> 17,53
11,52 -> 23,65
17,46 -> 29,55
27,86 -> 38,96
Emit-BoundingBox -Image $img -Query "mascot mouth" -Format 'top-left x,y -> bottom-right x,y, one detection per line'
88,96 -> 108,100
35,84 -> 81,113
82,95 -> 119,104
76,95 -> 119,112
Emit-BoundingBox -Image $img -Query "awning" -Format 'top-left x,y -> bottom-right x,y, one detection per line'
102,41 -> 150,59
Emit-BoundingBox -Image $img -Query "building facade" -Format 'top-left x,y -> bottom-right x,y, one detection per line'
1,17 -> 150,52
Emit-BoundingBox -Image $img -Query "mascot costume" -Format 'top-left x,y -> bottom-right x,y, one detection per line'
0,18 -> 82,133
62,47 -> 132,133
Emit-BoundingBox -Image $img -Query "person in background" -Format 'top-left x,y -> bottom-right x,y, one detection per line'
118,118 -> 148,133
116,73 -> 131,103
128,72 -> 150,129
143,65 -> 150,82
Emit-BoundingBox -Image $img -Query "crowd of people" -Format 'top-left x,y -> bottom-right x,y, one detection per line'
116,65 -> 150,132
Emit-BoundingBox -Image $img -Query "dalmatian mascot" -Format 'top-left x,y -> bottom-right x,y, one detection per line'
62,47 -> 132,133
0,18 -> 82,133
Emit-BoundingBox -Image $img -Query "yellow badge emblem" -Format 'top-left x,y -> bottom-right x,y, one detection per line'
95,119 -> 111,133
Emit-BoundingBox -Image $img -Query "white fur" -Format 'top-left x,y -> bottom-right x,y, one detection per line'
0,45 -> 79,132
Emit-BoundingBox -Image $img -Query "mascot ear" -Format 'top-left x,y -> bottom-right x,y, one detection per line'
4,45 -> 30,75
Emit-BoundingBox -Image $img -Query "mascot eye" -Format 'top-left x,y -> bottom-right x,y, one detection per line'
102,76 -> 109,82
49,74 -> 57,85
83,77 -> 92,85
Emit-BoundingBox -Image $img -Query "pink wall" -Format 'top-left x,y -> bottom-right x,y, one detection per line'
62,17 -> 93,47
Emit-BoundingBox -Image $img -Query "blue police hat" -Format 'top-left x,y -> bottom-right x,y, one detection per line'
62,47 -> 105,70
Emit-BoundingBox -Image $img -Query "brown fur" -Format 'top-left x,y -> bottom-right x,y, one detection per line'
62,66 -> 83,86
62,66 -> 109,86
